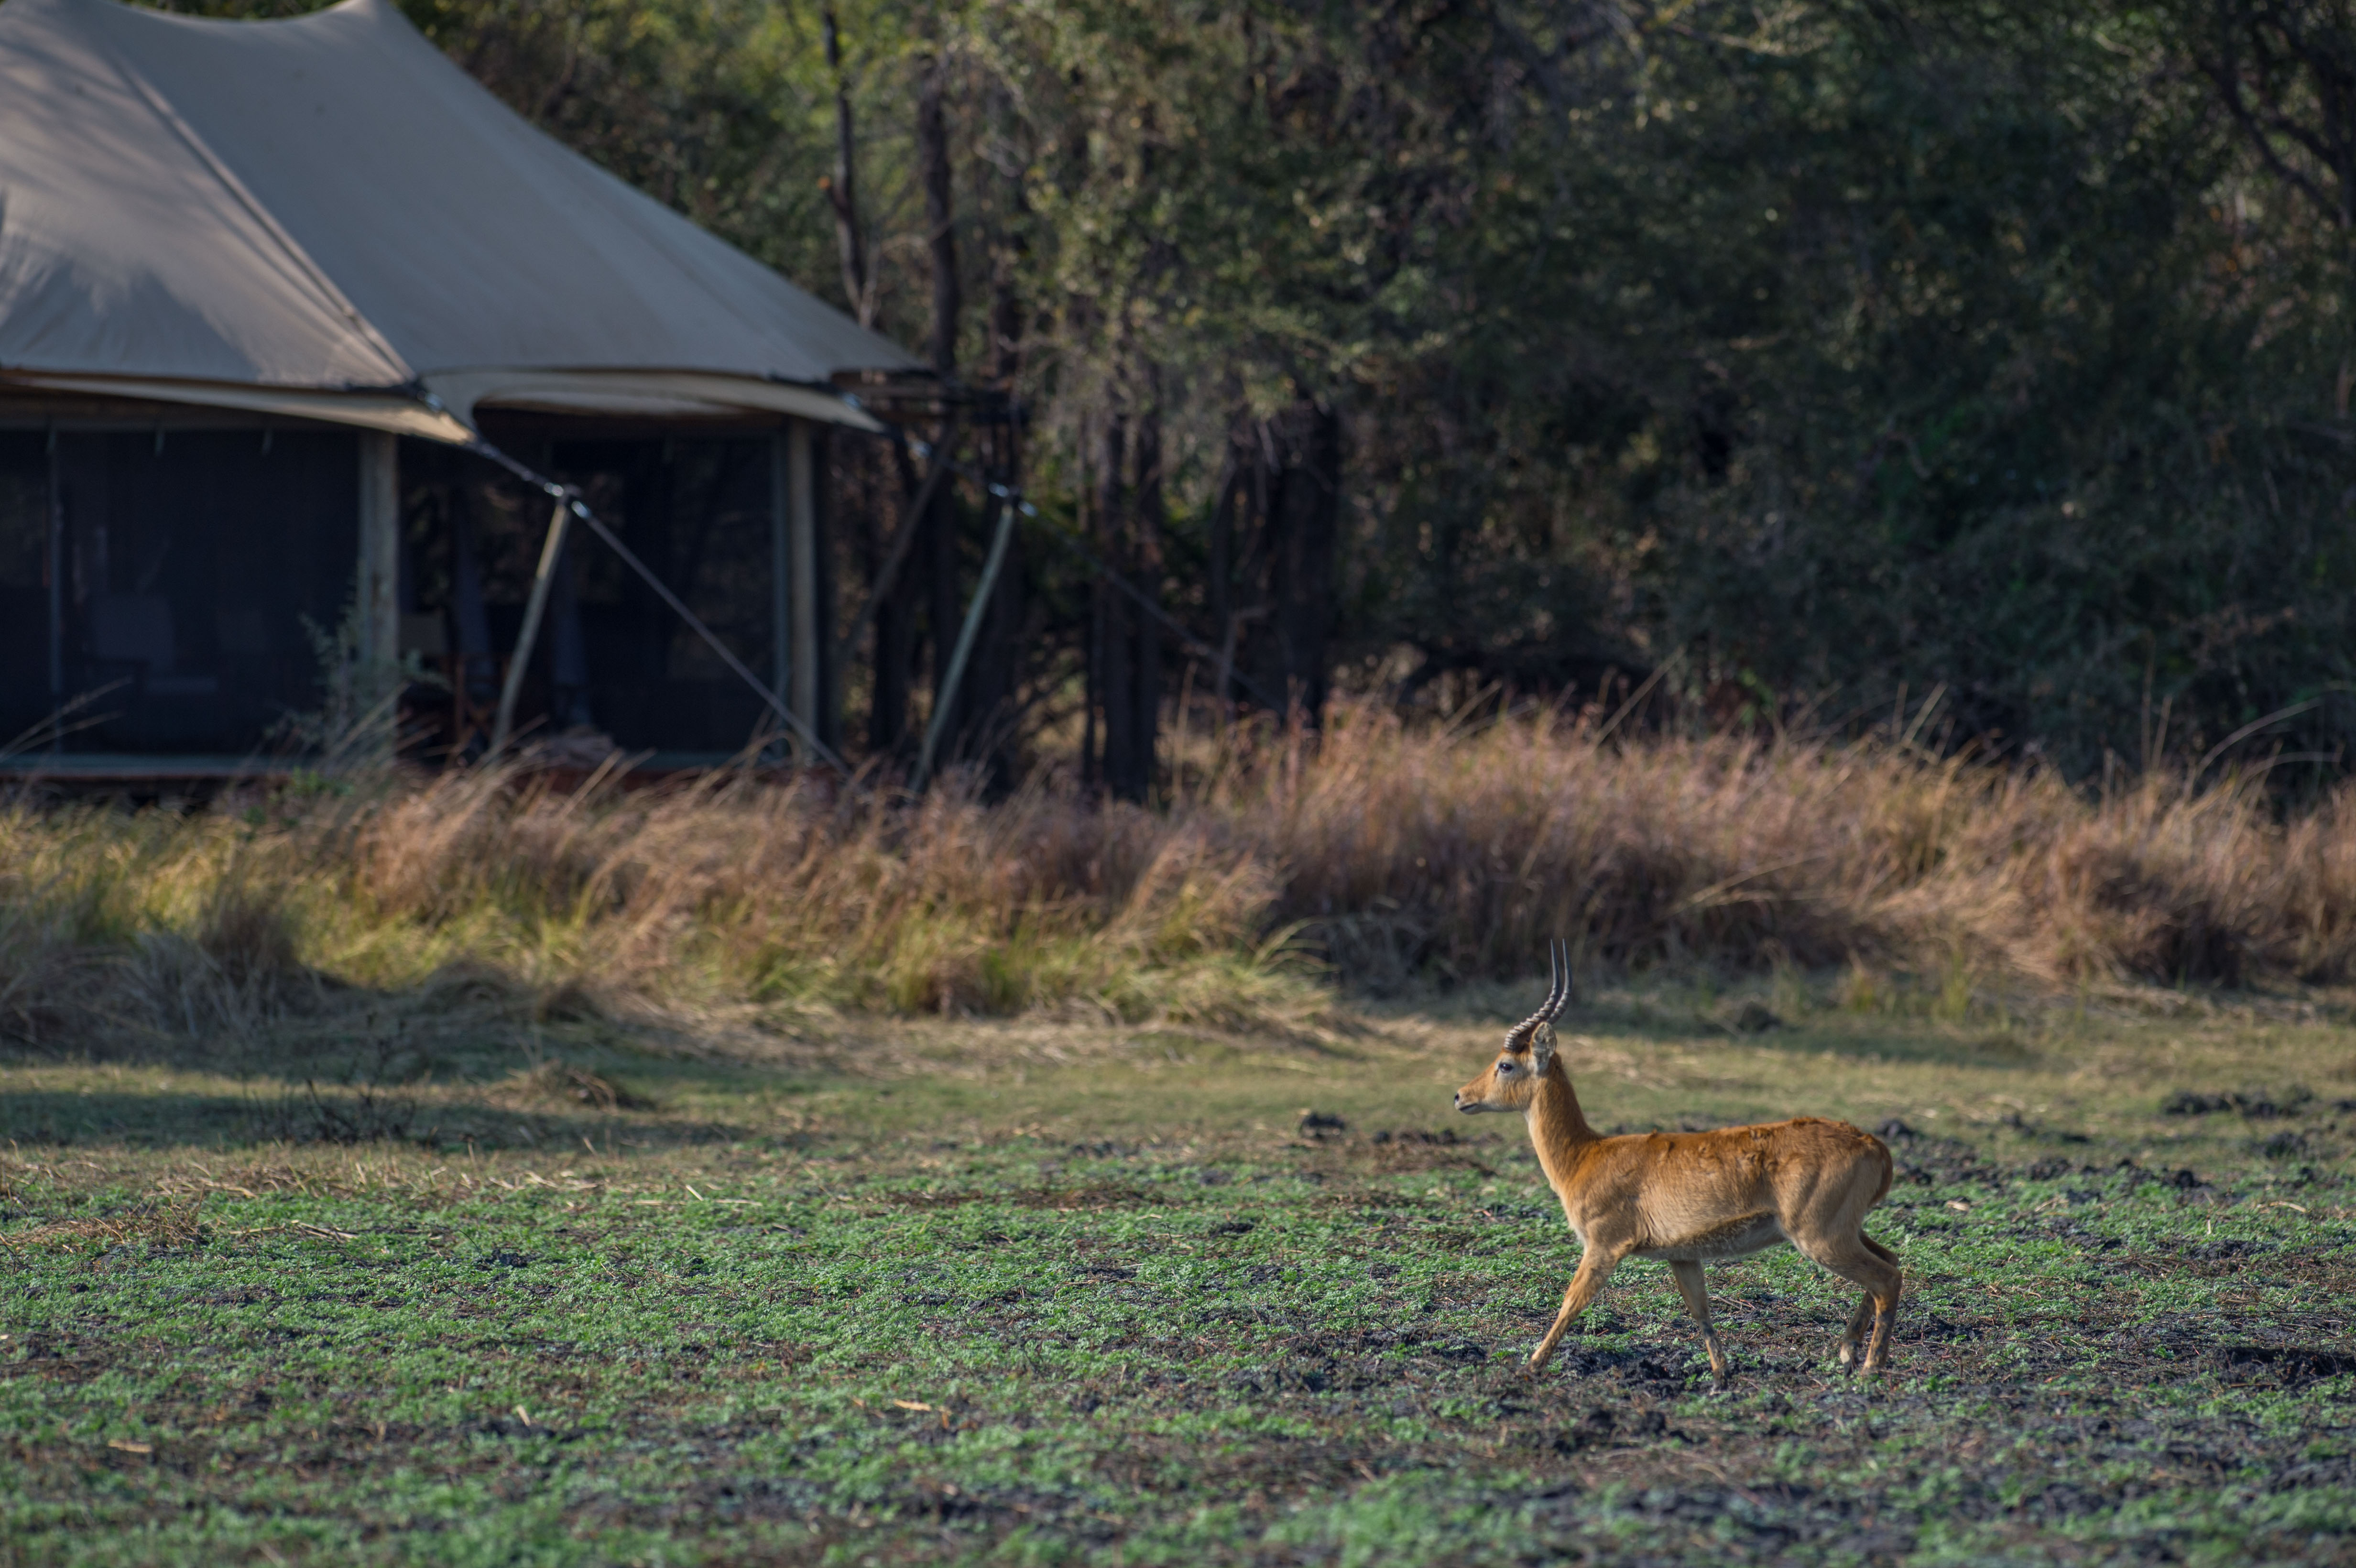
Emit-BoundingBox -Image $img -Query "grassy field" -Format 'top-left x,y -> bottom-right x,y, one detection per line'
4,974 -> 2354,1567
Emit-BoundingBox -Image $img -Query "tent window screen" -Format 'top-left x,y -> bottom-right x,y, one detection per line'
0,430 -> 357,755
400,436 -> 774,757
0,433 -> 49,747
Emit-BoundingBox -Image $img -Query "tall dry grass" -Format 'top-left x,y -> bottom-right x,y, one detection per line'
1212,708 -> 2356,990
3,701 -> 2353,1052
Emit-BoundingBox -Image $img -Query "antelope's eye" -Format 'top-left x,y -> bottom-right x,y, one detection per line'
1496,1059 -> 1515,1073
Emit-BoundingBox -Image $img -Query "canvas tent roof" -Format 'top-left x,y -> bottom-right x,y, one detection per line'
0,0 -> 916,439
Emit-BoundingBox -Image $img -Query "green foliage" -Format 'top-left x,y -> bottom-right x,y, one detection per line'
152,0 -> 2356,770
273,581 -> 432,765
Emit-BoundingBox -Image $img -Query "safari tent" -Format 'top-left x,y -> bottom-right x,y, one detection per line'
0,0 -> 918,775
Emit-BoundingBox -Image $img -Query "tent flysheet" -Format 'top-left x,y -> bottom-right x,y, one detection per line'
0,0 -> 914,436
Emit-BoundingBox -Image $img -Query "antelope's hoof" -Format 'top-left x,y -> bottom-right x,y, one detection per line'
1836,1342 -> 1858,1368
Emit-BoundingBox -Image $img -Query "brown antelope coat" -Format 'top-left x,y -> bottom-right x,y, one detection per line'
1455,945 -> 1902,1378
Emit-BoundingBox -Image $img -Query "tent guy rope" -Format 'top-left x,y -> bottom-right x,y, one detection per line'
464,438 -> 850,775
899,436 -> 1291,715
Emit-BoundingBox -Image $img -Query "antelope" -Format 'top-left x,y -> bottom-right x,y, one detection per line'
1454,943 -> 1901,1381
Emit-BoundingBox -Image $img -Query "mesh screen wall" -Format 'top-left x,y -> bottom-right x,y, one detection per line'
0,421 -> 787,764
400,432 -> 778,759
0,434 -> 48,749
0,427 -> 358,756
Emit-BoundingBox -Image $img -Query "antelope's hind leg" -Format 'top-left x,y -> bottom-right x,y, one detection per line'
1805,1235 -> 1902,1374
1858,1235 -> 1902,1372
1836,1292 -> 1874,1368
1669,1260 -> 1729,1387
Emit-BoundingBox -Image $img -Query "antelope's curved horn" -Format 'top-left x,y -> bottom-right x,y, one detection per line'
1507,941 -> 1570,1045
1542,938 -> 1573,1022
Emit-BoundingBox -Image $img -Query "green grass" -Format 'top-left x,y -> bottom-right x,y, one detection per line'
4,977 -> 2354,1566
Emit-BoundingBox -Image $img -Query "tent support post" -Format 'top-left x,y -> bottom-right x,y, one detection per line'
782,428 -> 801,753
489,496 -> 569,757
771,422 -> 821,761
913,497 -> 1016,792
788,421 -> 821,751
464,436 -> 848,773
356,430 -> 401,757
46,434 -> 63,754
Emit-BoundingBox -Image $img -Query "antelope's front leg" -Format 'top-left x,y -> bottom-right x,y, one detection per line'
1528,1244 -> 1628,1374
1669,1260 -> 1728,1387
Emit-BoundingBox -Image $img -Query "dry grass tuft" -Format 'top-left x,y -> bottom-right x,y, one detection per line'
0,1197 -> 205,1254
502,1061 -> 652,1111
2,704 -> 2354,1053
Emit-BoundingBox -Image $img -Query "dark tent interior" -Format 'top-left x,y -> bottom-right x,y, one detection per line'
0,416 -> 820,766
401,422 -> 800,762
0,427 -> 356,755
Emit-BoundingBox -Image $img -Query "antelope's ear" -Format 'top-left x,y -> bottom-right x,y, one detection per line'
1529,1022 -> 1556,1072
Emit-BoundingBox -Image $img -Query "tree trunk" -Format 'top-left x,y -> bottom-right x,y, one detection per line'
1092,413 -> 1133,795
986,173 -> 1026,390
1206,437 -> 1243,711
955,187 -> 1027,790
868,438 -> 921,757
916,50 -> 966,758
983,95 -> 1028,766
1125,406 -> 1163,787
918,55 -> 960,378
925,467 -> 961,737
1083,531 -> 1102,792
820,11 -> 871,327
1093,398 -> 1161,802
950,421 -> 1023,792
1249,398 -> 1341,725
810,424 -> 841,750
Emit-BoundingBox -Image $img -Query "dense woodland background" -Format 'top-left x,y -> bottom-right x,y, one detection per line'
178,0 -> 2356,788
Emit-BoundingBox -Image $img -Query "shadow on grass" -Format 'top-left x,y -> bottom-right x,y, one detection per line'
1396,973 -> 2049,1066
0,949 -> 751,1081
1561,999 -> 2040,1066
0,1088 -> 754,1153
1733,1021 -> 2039,1066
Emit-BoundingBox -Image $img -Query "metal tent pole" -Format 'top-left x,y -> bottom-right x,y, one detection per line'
356,430 -> 401,759
912,495 -> 1017,792
462,435 -> 849,773
567,498 -> 846,771
786,421 -> 821,745
488,495 -> 569,756
770,422 -> 823,760
45,431 -> 62,754
771,431 -> 791,758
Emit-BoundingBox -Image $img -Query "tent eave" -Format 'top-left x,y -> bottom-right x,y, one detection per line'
422,368 -> 887,434
0,368 -> 889,441
0,372 -> 477,442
